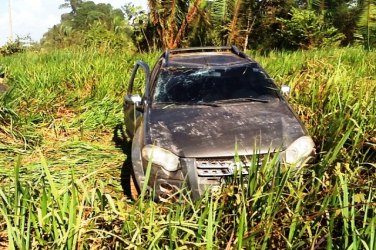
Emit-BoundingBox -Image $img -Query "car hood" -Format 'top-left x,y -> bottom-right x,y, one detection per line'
146,101 -> 306,158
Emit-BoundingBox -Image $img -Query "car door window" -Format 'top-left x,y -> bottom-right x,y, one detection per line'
128,61 -> 150,97
132,68 -> 146,96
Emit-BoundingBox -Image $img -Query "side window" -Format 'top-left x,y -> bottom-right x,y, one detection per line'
133,68 -> 147,96
128,61 -> 150,96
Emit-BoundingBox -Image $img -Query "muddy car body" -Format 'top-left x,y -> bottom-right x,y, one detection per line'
124,46 -> 315,200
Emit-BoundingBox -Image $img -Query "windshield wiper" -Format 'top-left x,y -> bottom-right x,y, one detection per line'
157,101 -> 220,108
213,97 -> 269,104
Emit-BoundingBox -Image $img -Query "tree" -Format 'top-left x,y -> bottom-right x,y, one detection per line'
210,0 -> 243,46
247,0 -> 296,50
300,1 -> 363,46
122,3 -> 155,51
357,0 -> 376,49
148,0 -> 204,49
59,0 -> 83,14
42,1 -> 134,50
184,0 -> 212,47
41,0 -> 374,51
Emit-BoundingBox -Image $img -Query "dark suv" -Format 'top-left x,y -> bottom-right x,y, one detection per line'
124,46 -> 315,201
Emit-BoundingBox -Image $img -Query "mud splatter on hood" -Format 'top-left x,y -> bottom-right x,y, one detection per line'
146,101 -> 306,158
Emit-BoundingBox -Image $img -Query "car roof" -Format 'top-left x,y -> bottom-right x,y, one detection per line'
162,46 -> 255,68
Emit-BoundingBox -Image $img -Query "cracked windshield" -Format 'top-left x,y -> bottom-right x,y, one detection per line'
153,65 -> 279,104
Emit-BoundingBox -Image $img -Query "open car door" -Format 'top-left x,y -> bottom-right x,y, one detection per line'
124,60 -> 150,138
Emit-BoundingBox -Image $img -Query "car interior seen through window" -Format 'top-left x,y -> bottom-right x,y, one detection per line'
153,65 -> 278,104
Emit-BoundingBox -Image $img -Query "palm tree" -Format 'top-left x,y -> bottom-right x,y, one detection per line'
210,0 -> 255,49
148,0 -> 204,49
210,0 -> 245,45
357,0 -> 376,49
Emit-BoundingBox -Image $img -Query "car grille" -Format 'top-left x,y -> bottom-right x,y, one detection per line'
195,154 -> 274,178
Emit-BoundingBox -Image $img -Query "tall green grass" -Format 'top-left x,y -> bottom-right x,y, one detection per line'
0,47 -> 375,249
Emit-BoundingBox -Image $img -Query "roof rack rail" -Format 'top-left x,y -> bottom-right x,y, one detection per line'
163,45 -> 247,65
169,46 -> 232,54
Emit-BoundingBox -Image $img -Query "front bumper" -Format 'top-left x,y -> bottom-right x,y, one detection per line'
135,154 -> 279,201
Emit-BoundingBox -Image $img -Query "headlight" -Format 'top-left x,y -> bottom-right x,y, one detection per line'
142,145 -> 180,172
284,136 -> 315,165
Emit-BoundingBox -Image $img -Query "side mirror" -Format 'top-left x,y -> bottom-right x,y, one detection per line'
281,85 -> 290,95
130,94 -> 142,104
125,94 -> 144,112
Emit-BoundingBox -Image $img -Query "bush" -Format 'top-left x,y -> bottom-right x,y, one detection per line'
278,8 -> 344,49
0,40 -> 25,56
84,21 -> 135,51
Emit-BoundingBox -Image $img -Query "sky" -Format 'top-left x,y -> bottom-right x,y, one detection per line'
0,0 -> 148,46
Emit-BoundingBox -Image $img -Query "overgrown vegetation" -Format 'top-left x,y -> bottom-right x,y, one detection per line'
1,0 -> 374,53
0,47 -> 374,249
0,1 -> 375,248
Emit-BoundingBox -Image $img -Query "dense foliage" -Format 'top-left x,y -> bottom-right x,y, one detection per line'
41,0 -> 134,50
2,0 -> 375,53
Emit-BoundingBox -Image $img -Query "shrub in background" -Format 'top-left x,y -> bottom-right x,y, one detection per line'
278,8 -> 344,50
0,39 -> 25,56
